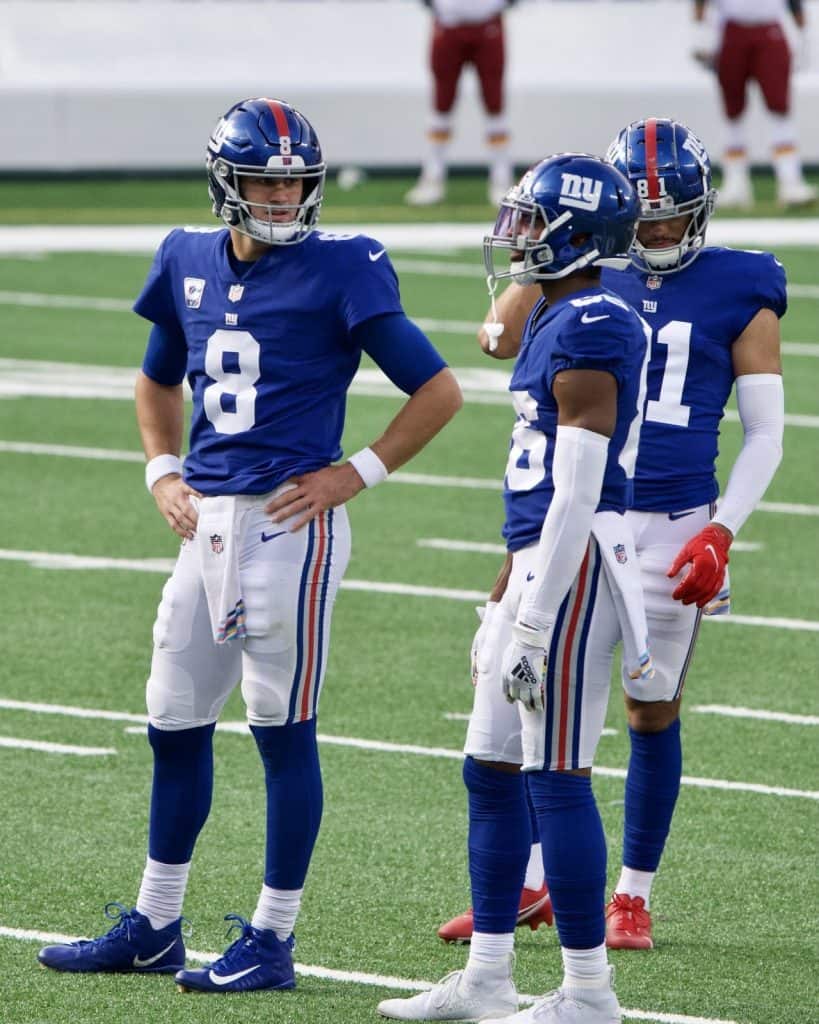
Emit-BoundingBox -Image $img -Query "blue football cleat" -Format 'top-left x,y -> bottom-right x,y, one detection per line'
38,903 -> 185,973
175,914 -> 295,993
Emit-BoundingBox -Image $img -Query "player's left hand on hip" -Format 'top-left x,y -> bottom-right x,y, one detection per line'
265,465 -> 358,531
501,622 -> 549,712
667,523 -> 732,608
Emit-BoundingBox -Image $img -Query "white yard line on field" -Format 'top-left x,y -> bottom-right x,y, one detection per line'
417,537 -> 763,554
1,699 -> 814,798
0,736 -> 115,756
691,704 -> 819,726
2,357 -> 818,427
0,699 -> 146,723
0,218 -> 815,252
781,341 -> 819,356
0,287 -> 817,359
0,548 -> 817,633
0,925 -> 739,1024
9,441 -> 815,519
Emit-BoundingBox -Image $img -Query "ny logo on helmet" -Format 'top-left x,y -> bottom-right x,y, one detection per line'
209,118 -> 230,154
682,133 -> 707,166
559,173 -> 603,211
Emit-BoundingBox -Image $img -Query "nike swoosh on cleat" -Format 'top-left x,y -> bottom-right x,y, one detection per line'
208,964 -> 261,986
668,509 -> 697,521
580,312 -> 610,324
368,249 -> 386,262
132,940 -> 178,968
261,530 -> 287,543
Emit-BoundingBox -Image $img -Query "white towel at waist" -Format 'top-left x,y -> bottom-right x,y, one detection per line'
196,495 -> 246,645
591,510 -> 654,681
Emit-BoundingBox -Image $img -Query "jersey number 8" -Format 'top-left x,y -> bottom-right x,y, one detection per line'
203,330 -> 260,434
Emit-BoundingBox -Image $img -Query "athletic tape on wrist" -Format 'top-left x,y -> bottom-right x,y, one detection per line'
348,446 -> 388,488
145,453 -> 183,493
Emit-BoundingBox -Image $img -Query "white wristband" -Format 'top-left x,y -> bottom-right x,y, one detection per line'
348,446 -> 388,488
145,453 -> 183,493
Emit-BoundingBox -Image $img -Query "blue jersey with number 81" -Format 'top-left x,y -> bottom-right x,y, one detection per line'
601,247 -> 787,512
502,287 -> 650,553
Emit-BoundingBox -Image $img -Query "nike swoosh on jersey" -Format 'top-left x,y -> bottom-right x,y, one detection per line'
526,571 -> 535,581
368,249 -> 386,262
208,964 -> 261,986
261,530 -> 287,543
132,940 -> 178,969
580,312 -> 610,324
668,509 -> 698,521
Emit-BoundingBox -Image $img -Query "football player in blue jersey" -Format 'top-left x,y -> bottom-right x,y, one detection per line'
435,117 -> 786,955
37,97 -> 462,993
378,153 -> 650,1024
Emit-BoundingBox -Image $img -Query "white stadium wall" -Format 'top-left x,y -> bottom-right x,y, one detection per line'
0,0 -> 817,171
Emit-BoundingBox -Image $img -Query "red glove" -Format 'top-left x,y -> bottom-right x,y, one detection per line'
667,524 -> 732,608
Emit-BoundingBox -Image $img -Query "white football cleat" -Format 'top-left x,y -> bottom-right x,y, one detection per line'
777,181 -> 817,208
378,957 -> 517,1021
481,967 -> 620,1024
405,177 -> 446,206
716,180 -> 753,210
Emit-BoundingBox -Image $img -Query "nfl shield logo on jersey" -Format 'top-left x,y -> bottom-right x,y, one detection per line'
646,275 -> 662,290
228,284 -> 244,303
613,543 -> 627,564
184,277 -> 206,308
210,534 -> 224,555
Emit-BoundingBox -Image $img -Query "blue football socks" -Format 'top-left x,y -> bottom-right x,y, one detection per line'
251,718 -> 323,889
623,719 -> 682,872
463,756 -> 531,935
527,770 -> 606,950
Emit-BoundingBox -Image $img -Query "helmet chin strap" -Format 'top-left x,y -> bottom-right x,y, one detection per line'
484,274 -> 505,353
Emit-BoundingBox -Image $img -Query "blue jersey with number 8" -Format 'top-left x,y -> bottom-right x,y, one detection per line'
134,227 -> 411,494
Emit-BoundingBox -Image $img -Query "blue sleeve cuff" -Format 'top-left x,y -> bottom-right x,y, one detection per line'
142,321 -> 187,386
352,313 -> 447,395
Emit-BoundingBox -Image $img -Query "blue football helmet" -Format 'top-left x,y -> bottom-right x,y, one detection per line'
483,153 -> 640,287
605,118 -> 717,273
206,97 -> 326,245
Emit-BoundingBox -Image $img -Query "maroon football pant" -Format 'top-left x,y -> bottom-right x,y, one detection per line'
430,14 -> 505,115
717,20 -> 791,118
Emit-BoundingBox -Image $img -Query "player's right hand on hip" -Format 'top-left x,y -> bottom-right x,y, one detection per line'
667,523 -> 732,608
501,622 -> 549,711
152,476 -> 202,540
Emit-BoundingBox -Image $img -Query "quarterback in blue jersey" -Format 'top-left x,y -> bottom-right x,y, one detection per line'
38,97 -> 462,993
378,154 -> 649,1024
436,118 -> 786,958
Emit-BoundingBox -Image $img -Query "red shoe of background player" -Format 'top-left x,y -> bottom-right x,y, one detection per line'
437,884 -> 553,944
605,892 -> 654,949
